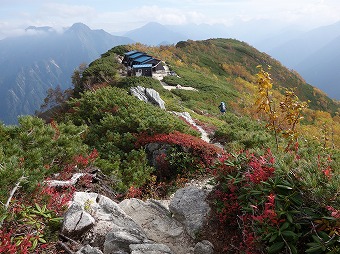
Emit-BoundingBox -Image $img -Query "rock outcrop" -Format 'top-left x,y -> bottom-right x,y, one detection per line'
61,185 -> 213,254
130,86 -> 165,109
61,192 -> 147,249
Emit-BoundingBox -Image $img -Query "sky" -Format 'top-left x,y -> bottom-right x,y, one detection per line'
1,0 -> 340,39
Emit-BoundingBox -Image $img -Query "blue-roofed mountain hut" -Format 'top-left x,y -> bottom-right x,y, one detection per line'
123,50 -> 145,65
123,50 -> 165,76
122,50 -> 137,64
132,64 -> 153,77
131,55 -> 153,66
142,58 -> 164,71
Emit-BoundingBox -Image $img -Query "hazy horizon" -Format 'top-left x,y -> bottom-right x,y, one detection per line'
1,0 -> 340,40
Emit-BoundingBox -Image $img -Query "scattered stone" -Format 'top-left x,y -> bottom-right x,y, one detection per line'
171,112 -> 210,142
77,244 -> 103,254
130,243 -> 173,254
193,240 -> 214,254
103,228 -> 151,254
119,198 -> 193,254
169,186 -> 210,238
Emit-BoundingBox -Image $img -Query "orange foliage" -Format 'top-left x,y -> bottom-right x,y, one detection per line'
221,63 -> 254,82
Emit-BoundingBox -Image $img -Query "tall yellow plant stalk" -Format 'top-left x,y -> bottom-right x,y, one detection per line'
255,65 -> 308,151
255,65 -> 280,150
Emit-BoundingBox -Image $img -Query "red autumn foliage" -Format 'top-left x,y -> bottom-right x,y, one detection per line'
126,185 -> 143,199
0,149 -> 99,253
39,185 -> 75,216
74,148 -> 98,168
136,131 -> 223,167
245,153 -> 275,184
0,230 -> 33,254
318,154 -> 333,179
206,149 -> 278,253
251,193 -> 279,225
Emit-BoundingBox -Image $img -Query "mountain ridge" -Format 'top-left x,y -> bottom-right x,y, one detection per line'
1,21 -> 339,125
122,21 -> 340,100
269,21 -> 340,67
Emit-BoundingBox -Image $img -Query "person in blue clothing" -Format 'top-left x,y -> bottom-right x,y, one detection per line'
218,101 -> 226,113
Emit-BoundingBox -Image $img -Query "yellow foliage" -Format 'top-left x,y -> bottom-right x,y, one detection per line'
191,63 -> 201,71
254,66 -> 310,150
175,60 -> 184,67
221,63 -> 254,82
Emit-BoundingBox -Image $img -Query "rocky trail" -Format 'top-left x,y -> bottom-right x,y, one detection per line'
58,108 -> 217,254
153,63 -> 198,91
57,65 -> 219,254
60,184 -> 214,254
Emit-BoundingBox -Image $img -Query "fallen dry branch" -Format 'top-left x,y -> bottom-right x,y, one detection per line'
44,173 -> 86,187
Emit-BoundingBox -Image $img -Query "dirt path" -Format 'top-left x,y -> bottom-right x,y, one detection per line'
153,62 -> 197,91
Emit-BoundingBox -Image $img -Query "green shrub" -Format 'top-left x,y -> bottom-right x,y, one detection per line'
64,86 -> 197,191
0,116 -> 88,203
213,112 -> 273,150
117,76 -> 163,90
114,149 -> 154,192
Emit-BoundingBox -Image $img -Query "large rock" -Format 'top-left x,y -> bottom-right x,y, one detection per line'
145,88 -> 165,109
169,186 -> 210,238
130,86 -> 165,109
130,86 -> 149,102
61,203 -> 95,238
119,198 -> 193,254
61,187 -> 214,254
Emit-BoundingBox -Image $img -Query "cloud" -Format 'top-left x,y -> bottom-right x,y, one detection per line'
167,0 -> 249,5
0,23 -> 26,39
136,5 -> 190,25
41,3 -> 96,19
21,3 -> 99,30
95,5 -> 207,33
1,0 -> 340,39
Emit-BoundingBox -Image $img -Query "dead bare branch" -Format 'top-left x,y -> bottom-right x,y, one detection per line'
4,175 -> 27,210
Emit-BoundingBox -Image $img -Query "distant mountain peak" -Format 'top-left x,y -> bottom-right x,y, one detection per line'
124,22 -> 186,46
144,22 -> 165,27
0,23 -> 134,124
67,23 -> 91,32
